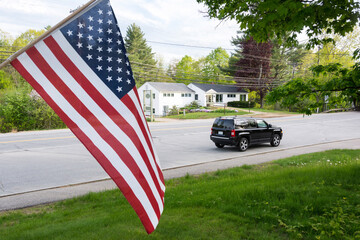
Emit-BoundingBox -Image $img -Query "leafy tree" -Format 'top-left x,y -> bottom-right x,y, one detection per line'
124,23 -> 157,85
197,0 -> 360,48
202,47 -> 231,83
232,35 -> 273,108
173,55 -> 201,84
266,63 -> 360,114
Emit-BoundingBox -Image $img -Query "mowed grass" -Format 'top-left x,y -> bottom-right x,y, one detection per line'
165,110 -> 248,119
1,149 -> 360,239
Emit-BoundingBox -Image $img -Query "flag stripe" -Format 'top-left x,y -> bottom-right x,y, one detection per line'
25,44 -> 162,218
14,53 -> 160,230
11,57 -> 156,233
43,35 -> 164,201
51,31 -> 165,193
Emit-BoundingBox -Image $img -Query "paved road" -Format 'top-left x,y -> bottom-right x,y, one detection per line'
0,112 -> 359,209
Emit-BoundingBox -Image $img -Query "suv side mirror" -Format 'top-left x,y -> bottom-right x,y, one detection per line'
268,124 -> 272,128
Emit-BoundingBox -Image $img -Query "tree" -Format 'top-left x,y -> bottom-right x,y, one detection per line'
202,47 -> 231,83
197,0 -> 360,48
266,63 -> 360,114
124,23 -> 157,86
173,55 -> 201,84
232,35 -> 273,108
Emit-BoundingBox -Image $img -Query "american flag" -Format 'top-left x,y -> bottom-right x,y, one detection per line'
10,0 -> 165,234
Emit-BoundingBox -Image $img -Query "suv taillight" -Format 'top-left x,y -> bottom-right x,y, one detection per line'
211,128 -> 213,135
231,129 -> 236,137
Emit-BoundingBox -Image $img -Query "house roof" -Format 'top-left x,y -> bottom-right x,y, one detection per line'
147,82 -> 194,93
190,83 -> 247,93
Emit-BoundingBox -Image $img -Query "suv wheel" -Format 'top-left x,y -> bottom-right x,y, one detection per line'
271,134 -> 281,147
239,137 -> 249,152
215,143 -> 224,148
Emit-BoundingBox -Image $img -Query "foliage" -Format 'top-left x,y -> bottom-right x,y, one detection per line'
124,23 -> 157,86
266,63 -> 360,114
184,101 -> 202,110
197,0 -> 360,49
228,101 -> 255,108
0,89 -> 65,132
166,110 -> 247,119
202,47 -> 231,83
1,149 -> 359,239
173,55 -> 201,84
168,105 -> 179,116
232,35 -> 273,108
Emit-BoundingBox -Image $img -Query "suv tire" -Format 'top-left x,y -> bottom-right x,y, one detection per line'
215,143 -> 224,148
271,134 -> 281,147
239,137 -> 249,152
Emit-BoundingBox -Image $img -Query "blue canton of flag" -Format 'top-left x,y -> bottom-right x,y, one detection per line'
61,0 -> 135,99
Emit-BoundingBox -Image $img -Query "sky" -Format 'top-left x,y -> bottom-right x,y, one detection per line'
0,0 -> 240,65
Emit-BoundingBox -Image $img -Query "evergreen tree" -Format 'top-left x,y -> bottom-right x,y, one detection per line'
124,23 -> 157,86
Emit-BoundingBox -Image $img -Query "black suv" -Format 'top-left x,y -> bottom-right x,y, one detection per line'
210,117 -> 283,151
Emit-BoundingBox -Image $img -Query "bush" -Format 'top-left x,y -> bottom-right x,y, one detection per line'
228,101 -> 255,108
213,109 -> 237,113
0,89 -> 65,132
168,105 -> 179,116
185,101 -> 201,110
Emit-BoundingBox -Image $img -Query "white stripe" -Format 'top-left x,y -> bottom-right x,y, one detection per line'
52,30 -> 165,194
35,40 -> 163,212
17,52 -> 159,228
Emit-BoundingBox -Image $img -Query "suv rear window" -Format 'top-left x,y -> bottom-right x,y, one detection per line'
212,119 -> 234,129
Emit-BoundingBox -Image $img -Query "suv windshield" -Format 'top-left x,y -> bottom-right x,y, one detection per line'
212,119 -> 234,130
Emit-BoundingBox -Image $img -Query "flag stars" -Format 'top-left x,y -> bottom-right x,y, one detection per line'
116,58 -> 122,63
107,10 -> 112,16
107,38 -> 113,43
96,65 -> 102,71
107,47 -> 113,53
88,25 -> 94,31
107,19 -> 113,25
88,16 -> 94,22
97,28 -> 103,34
116,40 -> 122,45
86,54 -> 93,60
87,35 -> 93,41
78,22 -> 85,29
67,30 -> 73,36
87,44 -> 93,50
126,61 -> 129,66
98,9 -> 103,15
117,67 -> 122,73
117,77 -> 122,82
107,57 -> 112,62
97,56 -> 103,62
126,79 -> 131,84
107,28 -> 113,34
77,33 -> 83,39
117,49 -> 122,54
116,31 -> 121,36
126,70 -> 130,75
98,19 -> 103,24
76,42 -> 83,48
117,86 -> 122,92
107,66 -> 112,72
97,46 -> 103,52
106,76 -> 112,82
97,37 -> 103,43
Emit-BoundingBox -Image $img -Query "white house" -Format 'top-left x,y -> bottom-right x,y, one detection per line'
138,82 -> 249,116
187,83 -> 248,107
138,82 -> 195,116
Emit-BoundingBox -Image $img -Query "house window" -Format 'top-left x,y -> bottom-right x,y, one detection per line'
195,94 -> 198,100
240,94 -> 246,101
188,93 -> 191,97
181,93 -> 184,97
227,94 -> 236,98
167,93 -> 171,97
153,93 -> 155,99
216,94 -> 223,103
171,93 -> 174,97
163,93 -> 166,97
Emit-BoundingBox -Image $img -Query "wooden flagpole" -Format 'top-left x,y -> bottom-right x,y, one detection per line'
0,0 -> 100,69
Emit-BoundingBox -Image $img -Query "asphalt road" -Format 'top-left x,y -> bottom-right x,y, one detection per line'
0,112 -> 360,210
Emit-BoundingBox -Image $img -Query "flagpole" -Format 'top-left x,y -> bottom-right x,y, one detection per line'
0,0 -> 100,69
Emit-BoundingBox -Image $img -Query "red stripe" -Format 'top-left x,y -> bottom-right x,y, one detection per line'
11,58 -> 155,233
25,46 -> 161,220
43,36 -> 164,200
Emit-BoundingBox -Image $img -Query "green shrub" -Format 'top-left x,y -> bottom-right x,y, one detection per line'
228,101 -> 255,108
0,89 -> 65,132
185,101 -> 201,109
168,105 -> 179,116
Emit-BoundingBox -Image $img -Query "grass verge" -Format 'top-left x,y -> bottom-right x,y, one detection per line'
165,110 -> 248,119
1,149 -> 360,239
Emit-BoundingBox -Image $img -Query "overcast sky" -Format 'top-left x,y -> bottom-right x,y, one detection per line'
0,0 -> 240,65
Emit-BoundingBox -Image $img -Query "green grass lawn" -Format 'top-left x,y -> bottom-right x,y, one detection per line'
1,149 -> 360,239
165,110 -> 248,119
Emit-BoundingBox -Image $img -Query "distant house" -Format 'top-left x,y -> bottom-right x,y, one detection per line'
138,82 -> 195,116
188,83 -> 248,107
138,82 -> 249,116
